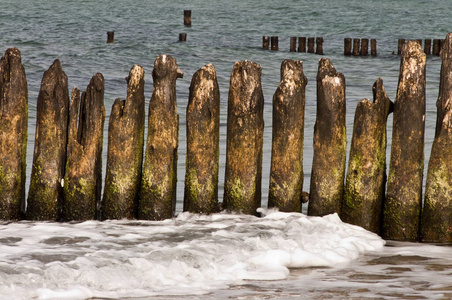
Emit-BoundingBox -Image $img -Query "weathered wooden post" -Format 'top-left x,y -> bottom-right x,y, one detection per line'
341,78 -> 393,234
298,37 -> 306,52
184,64 -> 220,214
179,33 -> 187,42
271,36 -> 279,51
344,38 -> 352,56
139,55 -> 182,220
27,59 -> 69,221
262,36 -> 270,50
63,74 -> 105,221
0,48 -> 28,220
424,39 -> 432,55
316,37 -> 324,55
371,39 -> 377,56
184,10 -> 191,26
102,65 -> 145,220
308,58 -> 346,216
224,60 -> 264,215
290,37 -> 297,52
353,38 -> 360,56
268,60 -> 307,212
307,37 -> 315,53
433,39 -> 441,56
421,33 -> 452,243
398,39 -> 405,55
361,38 -> 369,56
383,41 -> 426,241
107,31 -> 114,43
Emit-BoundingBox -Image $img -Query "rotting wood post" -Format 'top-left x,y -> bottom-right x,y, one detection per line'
271,36 -> 279,51
139,55 -> 182,220
353,38 -> 360,56
268,59 -> 307,212
298,37 -> 306,52
27,59 -> 69,221
361,38 -> 369,56
421,33 -> 452,243
316,37 -> 324,55
184,64 -> 220,214
0,48 -> 28,220
107,31 -> 114,43
424,39 -> 432,55
344,38 -> 352,56
102,65 -> 145,220
398,39 -> 405,55
341,78 -> 393,234
63,74 -> 105,221
184,10 -> 191,26
383,41 -> 426,241
290,37 -> 297,52
223,60 -> 264,215
433,39 -> 441,56
307,37 -> 315,53
371,39 -> 377,56
308,58 -> 346,217
262,36 -> 270,50
179,33 -> 187,42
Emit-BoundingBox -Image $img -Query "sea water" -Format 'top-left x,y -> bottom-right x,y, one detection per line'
0,0 -> 451,298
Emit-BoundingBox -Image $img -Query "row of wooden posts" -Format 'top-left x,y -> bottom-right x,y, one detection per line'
398,38 -> 444,55
1,34 -> 452,243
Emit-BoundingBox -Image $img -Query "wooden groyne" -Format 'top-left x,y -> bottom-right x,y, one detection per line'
2,33 -> 452,243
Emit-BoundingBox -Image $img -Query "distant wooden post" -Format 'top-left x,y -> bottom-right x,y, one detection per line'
344,38 -> 352,56
271,36 -> 279,51
383,41 -> 426,241
139,55 -> 182,220
341,78 -> 393,234
298,37 -> 306,52
371,39 -> 377,56
353,38 -> 360,56
398,39 -> 405,55
184,10 -> 191,26
308,58 -> 346,216
0,48 -> 28,220
307,37 -> 315,53
224,60 -> 264,215
290,37 -> 297,52
184,64 -> 220,214
268,60 -> 307,212
63,74 -> 105,221
433,39 -> 441,55
421,33 -> 452,243
361,38 -> 369,56
424,39 -> 432,55
179,33 -> 187,42
102,65 -> 145,220
262,36 -> 270,50
107,31 -> 114,43
316,37 -> 324,55
27,59 -> 69,221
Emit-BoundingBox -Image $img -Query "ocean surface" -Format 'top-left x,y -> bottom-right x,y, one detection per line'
1,0 -> 452,299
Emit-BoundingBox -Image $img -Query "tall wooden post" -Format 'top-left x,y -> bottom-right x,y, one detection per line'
353,38 -> 360,56
316,37 -> 324,55
271,36 -> 279,51
344,38 -> 352,56
307,37 -> 315,53
298,37 -> 306,52
290,37 -> 297,52
184,10 -> 191,26
371,39 -> 377,56
361,38 -> 369,56
424,39 -> 432,55
107,31 -> 114,43
262,36 -> 270,50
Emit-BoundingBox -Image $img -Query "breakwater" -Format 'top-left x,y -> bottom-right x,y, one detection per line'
1,34 -> 452,243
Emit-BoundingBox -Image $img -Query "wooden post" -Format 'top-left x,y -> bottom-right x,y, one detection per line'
268,60 -> 307,212
184,64 -> 220,214
27,59 -> 69,221
262,36 -> 270,50
361,38 -> 369,56
421,33 -> 452,243
433,39 -> 441,56
224,60 -> 264,215
290,37 -> 297,52
371,39 -> 377,56
316,37 -> 324,55
344,38 -> 352,56
63,74 -> 105,221
353,38 -> 360,56
107,31 -> 114,43
102,65 -> 145,219
423,39 -> 431,55
298,37 -> 306,52
341,78 -> 393,234
271,36 -> 279,51
308,58 -> 346,217
184,10 -> 191,26
307,37 -> 315,53
179,33 -> 187,42
0,48 -> 28,220
139,55 -> 182,220
398,39 -> 405,55
383,41 -> 426,241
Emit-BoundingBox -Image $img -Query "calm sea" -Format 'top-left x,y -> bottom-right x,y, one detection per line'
1,0 -> 451,298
